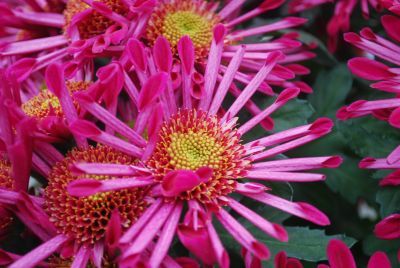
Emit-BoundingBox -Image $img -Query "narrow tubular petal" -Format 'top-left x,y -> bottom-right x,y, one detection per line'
70,120 -> 143,158
360,158 -> 400,169
46,63 -> 86,147
250,132 -> 330,161
71,246 -> 91,268
178,36 -> 195,109
120,199 -> 163,244
229,17 -> 307,40
223,51 -> 282,121
387,144 -> 400,164
243,192 -> 330,225
209,45 -> 245,114
199,24 -> 226,111
238,88 -> 300,134
71,163 -> 149,176
13,11 -> 65,27
216,209 -> 270,260
218,0 -> 246,19
149,202 -> 183,268
206,220 -> 230,268
228,198 -> 288,242
67,177 -> 154,197
9,234 -> 68,268
246,170 -> 326,182
75,94 -> 146,147
251,156 -> 343,171
326,239 -> 356,268
122,202 -> 175,258
1,35 -> 68,56
246,117 -> 332,149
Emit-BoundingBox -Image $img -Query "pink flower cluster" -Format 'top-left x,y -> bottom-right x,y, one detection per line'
0,0 -> 397,267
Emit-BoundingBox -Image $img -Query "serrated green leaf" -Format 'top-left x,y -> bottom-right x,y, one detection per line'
376,187 -> 400,217
337,118 -> 400,158
220,226 -> 356,263
309,64 -> 353,118
324,156 -> 377,204
272,99 -> 314,132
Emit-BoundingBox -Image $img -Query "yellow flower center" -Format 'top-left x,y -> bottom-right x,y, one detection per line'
146,0 -> 220,59
163,11 -> 213,49
168,131 -> 222,170
22,81 -> 90,119
147,109 -> 250,204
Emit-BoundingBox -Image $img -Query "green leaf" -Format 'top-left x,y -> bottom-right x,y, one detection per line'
309,64 -> 353,118
376,187 -> 400,217
337,118 -> 400,158
363,235 -> 399,266
220,226 -> 356,263
272,99 -> 314,132
324,155 -> 378,204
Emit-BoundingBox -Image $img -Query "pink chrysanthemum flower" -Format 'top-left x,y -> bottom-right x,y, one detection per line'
288,0 -> 381,51
64,38 -> 342,266
140,0 -> 315,93
338,14 -> 400,180
271,239 -> 392,268
338,15 -> 400,129
0,0 -> 153,70
335,14 -> 400,256
0,62 -> 94,143
0,143 -> 189,267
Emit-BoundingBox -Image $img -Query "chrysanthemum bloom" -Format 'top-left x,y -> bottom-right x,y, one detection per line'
0,100 -> 34,239
337,14 -> 400,182
0,0 -> 153,71
141,0 -> 315,93
0,157 -> 14,238
272,239 -> 392,268
288,0 -> 381,51
338,15 -> 400,129
66,40 -> 342,266
0,141 -> 190,268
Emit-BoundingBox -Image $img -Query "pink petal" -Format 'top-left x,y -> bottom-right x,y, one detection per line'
161,168 -> 212,197
326,239 -> 356,268
177,224 -> 217,265
105,210 -> 122,249
381,15 -> 400,43
127,38 -> 147,72
138,72 -> 168,111
9,234 -> 68,268
9,58 -> 36,82
178,36 -> 195,75
348,58 -> 393,80
367,251 -> 391,268
154,36 -> 173,73
374,214 -> 400,240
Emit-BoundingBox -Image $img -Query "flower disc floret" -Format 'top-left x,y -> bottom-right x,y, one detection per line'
0,158 -> 13,235
64,0 -> 128,39
147,109 -> 250,204
146,0 -> 220,58
44,146 -> 148,244
22,81 -> 90,119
